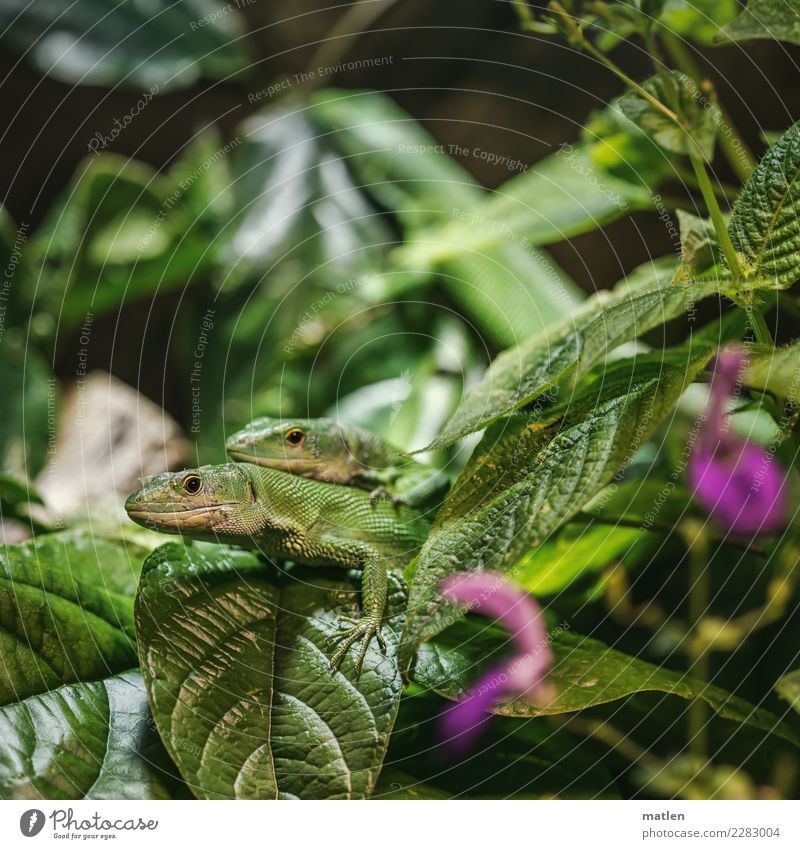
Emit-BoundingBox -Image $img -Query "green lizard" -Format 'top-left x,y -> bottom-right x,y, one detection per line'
125,463 -> 430,676
225,417 -> 450,508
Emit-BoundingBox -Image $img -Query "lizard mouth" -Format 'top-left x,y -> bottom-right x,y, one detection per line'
227,448 -> 316,471
126,503 -> 238,532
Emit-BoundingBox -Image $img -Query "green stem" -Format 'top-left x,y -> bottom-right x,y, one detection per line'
746,305 -> 775,346
683,521 -> 710,768
688,152 -> 743,279
659,28 -> 756,181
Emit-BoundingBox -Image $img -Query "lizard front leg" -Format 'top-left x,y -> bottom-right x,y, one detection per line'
329,550 -> 388,678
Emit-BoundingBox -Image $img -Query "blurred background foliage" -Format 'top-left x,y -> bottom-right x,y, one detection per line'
2,0 -> 800,800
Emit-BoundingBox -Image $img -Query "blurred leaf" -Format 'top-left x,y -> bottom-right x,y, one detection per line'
0,339 -> 53,477
402,349 -> 712,657
0,474 -> 43,508
0,671 -> 185,800
744,341 -> 800,404
619,72 -> 720,161
584,100 -> 676,186
392,143 -> 653,270
310,89 -> 585,347
776,670 -> 800,713
0,531 -> 140,705
28,148 -> 223,327
136,543 -> 405,799
424,271 -> 718,450
718,0 -> 800,46
0,0 -> 251,90
415,620 -> 800,747
730,120 -> 800,288
382,691 -> 619,798
661,0 -> 739,45
512,523 -> 648,596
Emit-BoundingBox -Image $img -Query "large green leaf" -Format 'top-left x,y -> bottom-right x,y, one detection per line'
718,0 -> 800,46
0,671 -> 183,800
414,620 -> 800,747
424,264 -> 715,450
730,120 -> 800,288
0,531 -> 140,706
0,0 -> 251,90
402,350 -> 711,657
661,0 -> 739,45
136,543 -> 406,800
619,72 -> 720,161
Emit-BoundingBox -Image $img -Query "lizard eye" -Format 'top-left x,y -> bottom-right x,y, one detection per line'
182,475 -> 203,495
285,428 -> 305,446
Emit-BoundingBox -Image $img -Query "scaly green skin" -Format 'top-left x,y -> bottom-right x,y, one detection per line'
225,417 -> 449,508
125,463 -> 430,676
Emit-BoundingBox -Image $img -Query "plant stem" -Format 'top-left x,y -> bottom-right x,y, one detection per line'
688,153 -> 742,276
746,305 -> 775,346
682,520 -> 710,769
659,28 -> 756,181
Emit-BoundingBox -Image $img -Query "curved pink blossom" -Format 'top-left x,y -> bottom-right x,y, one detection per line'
688,345 -> 788,535
438,571 -> 553,756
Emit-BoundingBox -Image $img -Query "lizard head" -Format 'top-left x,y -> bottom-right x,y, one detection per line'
125,464 -> 266,540
225,416 -> 346,480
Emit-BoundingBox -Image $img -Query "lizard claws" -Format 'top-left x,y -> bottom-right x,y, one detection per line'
328,616 -> 384,678
369,487 -> 404,508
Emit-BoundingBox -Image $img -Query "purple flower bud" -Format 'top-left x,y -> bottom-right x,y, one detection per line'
688,345 -> 788,535
438,571 -> 553,755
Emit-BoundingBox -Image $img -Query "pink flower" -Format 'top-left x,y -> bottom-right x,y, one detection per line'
438,571 -> 553,756
688,345 -> 788,535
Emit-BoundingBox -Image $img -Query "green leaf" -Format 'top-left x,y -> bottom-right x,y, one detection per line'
718,0 -> 800,46
512,522 -> 648,596
743,341 -> 800,403
776,670 -> 800,713
0,531 -> 140,706
27,149 -> 223,328
0,473 -> 44,507
424,265 -> 716,450
392,143 -> 653,271
730,120 -> 800,288
403,350 -> 712,657
619,72 -> 720,161
0,0 -> 251,90
136,543 -> 406,800
661,0 -> 739,45
309,89 -> 584,347
675,209 -> 723,279
414,621 -> 800,747
0,671 -> 184,800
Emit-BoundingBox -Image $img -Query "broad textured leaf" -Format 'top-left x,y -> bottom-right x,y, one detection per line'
776,669 -> 800,713
309,89 -> 583,347
403,350 -> 711,656
381,691 -> 619,798
0,0 -> 251,90
718,0 -> 800,45
414,621 -> 800,747
136,543 -> 406,800
0,531 -> 140,705
730,120 -> 800,288
0,671 -> 183,800
619,72 -> 720,161
425,268 -> 716,450
744,341 -> 800,403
